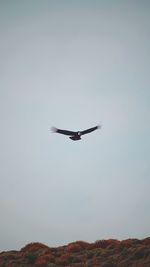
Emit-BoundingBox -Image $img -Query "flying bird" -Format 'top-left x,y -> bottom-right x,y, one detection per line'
51,125 -> 101,141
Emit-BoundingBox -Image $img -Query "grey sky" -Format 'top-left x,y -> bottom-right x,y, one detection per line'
0,0 -> 150,251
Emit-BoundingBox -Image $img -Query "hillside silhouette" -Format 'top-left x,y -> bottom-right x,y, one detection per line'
0,237 -> 150,267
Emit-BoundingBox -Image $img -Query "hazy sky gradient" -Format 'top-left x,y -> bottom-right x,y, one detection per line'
0,0 -> 150,251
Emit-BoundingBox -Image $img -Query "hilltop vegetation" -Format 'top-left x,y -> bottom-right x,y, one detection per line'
0,237 -> 150,267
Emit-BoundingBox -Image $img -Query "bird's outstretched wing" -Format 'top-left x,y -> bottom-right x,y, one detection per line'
51,127 -> 76,136
81,125 -> 101,135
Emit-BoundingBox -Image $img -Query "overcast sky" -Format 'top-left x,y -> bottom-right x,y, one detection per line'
0,0 -> 150,251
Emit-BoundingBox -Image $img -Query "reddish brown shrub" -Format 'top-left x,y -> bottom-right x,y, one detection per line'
67,241 -> 89,253
142,237 -> 150,246
92,239 -> 119,249
21,242 -> 50,253
56,252 -> 73,265
35,254 -> 55,267
121,239 -> 140,248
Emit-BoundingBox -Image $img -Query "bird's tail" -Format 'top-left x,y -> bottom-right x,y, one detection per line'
97,123 -> 102,129
51,127 -> 57,133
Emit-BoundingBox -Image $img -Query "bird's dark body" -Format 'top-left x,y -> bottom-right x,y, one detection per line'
52,125 -> 101,141
69,132 -> 81,141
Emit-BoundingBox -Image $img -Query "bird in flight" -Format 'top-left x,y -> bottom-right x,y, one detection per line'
51,125 -> 101,141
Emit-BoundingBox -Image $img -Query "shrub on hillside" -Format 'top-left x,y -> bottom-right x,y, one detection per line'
67,241 -> 89,253
47,264 -> 60,267
35,254 -> 55,267
26,252 -> 38,264
102,261 -> 117,267
21,242 -> 50,253
56,252 -> 73,265
92,239 -> 119,249
142,238 -> 150,246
